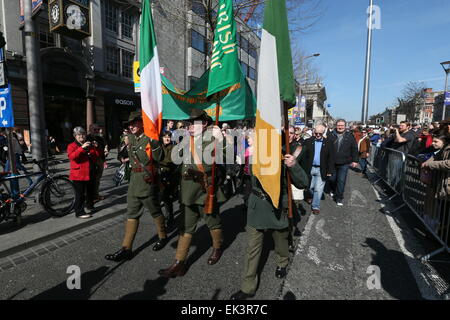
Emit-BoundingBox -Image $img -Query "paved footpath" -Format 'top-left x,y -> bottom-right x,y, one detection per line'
0,151 -> 127,258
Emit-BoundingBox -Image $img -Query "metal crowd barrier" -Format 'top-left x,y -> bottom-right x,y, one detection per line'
369,144 -> 450,262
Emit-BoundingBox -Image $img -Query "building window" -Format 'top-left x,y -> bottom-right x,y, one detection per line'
249,44 -> 257,59
192,0 -> 206,16
189,76 -> 199,89
105,0 -> 119,33
122,50 -> 134,78
249,67 -> 256,80
241,62 -> 248,77
39,25 -> 55,49
121,11 -> 133,40
106,46 -> 120,75
241,37 -> 249,52
191,29 -> 205,53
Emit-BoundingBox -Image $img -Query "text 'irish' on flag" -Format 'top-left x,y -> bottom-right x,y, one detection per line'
140,0 -> 162,142
253,0 -> 296,208
206,0 -> 241,98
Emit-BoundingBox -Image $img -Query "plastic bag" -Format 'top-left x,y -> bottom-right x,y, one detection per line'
113,164 -> 126,186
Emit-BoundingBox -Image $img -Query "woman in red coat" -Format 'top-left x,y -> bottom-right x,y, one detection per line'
67,126 -> 101,218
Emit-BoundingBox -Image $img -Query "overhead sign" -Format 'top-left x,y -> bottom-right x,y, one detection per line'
19,0 -> 43,24
49,0 -> 91,39
105,95 -> 140,108
0,84 -> 15,128
445,92 -> 450,106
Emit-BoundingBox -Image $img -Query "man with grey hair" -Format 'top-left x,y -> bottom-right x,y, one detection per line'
328,119 -> 358,206
300,124 -> 335,214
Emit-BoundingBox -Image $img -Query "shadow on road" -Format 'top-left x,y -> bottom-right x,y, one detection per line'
30,266 -> 112,300
184,201 -> 247,272
364,237 -> 424,300
119,276 -> 169,300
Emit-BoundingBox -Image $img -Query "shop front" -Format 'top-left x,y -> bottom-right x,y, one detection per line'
103,94 -> 140,148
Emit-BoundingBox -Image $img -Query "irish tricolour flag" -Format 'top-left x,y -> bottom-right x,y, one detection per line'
253,0 -> 296,208
139,0 -> 162,142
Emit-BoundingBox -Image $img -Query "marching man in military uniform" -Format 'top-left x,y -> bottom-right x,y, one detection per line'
105,111 -> 168,262
158,110 -> 228,277
230,139 -> 309,300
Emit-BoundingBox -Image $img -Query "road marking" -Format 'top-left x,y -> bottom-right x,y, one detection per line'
307,246 -> 321,265
349,190 -> 368,208
371,185 -> 443,300
295,214 -> 316,255
327,263 -> 345,271
315,218 -> 331,240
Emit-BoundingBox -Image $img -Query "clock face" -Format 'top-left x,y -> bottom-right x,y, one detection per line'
51,4 -> 59,24
66,4 -> 86,30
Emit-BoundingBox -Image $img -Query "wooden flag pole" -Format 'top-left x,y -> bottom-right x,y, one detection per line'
203,97 -> 221,214
283,101 -> 294,219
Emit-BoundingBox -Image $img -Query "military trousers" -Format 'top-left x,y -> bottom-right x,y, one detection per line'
179,204 -> 221,235
127,189 -> 162,220
241,226 -> 289,295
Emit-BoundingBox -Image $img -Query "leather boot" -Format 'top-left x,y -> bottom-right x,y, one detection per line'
105,219 -> 139,261
158,260 -> 186,278
153,215 -> 168,251
105,247 -> 133,262
207,229 -> 223,265
158,233 -> 192,278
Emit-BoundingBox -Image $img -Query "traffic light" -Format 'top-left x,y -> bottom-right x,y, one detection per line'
0,32 -> 5,48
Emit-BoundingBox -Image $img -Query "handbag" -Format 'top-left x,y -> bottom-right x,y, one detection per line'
113,164 -> 126,186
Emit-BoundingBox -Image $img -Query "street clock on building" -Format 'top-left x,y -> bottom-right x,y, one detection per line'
50,2 -> 60,24
48,0 -> 90,39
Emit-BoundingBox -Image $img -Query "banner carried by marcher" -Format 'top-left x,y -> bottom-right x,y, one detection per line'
139,0 -> 162,141
206,0 -> 241,97
161,69 -> 256,121
253,0 -> 296,208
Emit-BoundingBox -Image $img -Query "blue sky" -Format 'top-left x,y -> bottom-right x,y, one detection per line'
295,0 -> 450,121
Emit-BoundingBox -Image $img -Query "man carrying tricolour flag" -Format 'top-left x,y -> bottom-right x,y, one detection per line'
105,0 -> 169,263
230,0 -> 309,300
158,0 -> 240,278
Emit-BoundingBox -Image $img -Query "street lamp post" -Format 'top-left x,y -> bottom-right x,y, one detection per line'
362,0 -> 374,125
441,61 -> 450,120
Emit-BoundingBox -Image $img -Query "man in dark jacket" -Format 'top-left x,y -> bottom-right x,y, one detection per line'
301,124 -> 335,214
328,119 -> 359,206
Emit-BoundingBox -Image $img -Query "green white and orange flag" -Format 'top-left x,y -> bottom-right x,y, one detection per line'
206,0 -> 241,97
139,0 -> 162,142
253,0 -> 296,208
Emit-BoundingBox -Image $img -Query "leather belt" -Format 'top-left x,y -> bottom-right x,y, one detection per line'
312,165 -> 321,168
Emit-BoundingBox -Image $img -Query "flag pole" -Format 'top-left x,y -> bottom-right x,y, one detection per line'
203,96 -> 221,215
283,101 -> 294,219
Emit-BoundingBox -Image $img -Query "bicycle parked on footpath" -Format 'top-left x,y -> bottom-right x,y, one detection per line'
0,158 -> 78,225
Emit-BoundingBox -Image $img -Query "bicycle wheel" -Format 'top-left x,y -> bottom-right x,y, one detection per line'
41,176 -> 78,217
